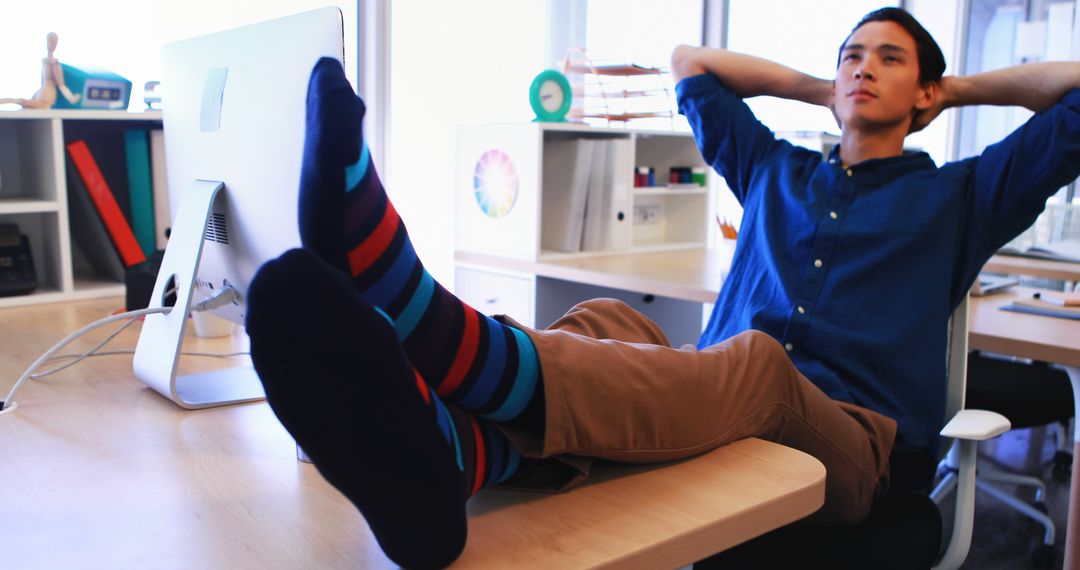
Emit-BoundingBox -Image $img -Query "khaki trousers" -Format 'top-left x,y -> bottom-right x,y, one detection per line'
497,298 -> 898,526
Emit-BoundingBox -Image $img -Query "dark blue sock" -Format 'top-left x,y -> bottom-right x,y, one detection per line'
297,58 -> 545,433
246,249 -> 519,569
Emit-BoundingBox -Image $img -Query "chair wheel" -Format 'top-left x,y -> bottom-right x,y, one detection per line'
1030,543 -> 1055,569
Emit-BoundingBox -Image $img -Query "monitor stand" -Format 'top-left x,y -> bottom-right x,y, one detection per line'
132,180 -> 265,409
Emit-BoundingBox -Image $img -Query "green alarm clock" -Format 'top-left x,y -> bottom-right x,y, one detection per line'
529,69 -> 572,122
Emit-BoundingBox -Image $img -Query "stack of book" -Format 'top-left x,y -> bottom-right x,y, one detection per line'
65,128 -> 170,280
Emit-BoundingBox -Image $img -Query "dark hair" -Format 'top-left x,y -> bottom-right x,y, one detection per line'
837,7 -> 946,85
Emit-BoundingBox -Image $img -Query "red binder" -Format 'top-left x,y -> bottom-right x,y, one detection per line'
66,140 -> 147,267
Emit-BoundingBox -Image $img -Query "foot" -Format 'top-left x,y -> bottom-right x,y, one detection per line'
246,248 -> 467,569
295,58 -> 544,431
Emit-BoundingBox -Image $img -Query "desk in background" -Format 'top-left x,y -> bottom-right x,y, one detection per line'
0,297 -> 824,568
983,253 -> 1080,284
969,287 -> 1080,569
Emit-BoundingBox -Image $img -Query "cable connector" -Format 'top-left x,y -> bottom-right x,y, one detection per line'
191,286 -> 241,313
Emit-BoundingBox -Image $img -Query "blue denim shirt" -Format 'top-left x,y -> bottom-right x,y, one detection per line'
677,73 -> 1080,452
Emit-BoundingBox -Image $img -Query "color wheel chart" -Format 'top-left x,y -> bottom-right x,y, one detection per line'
473,149 -> 518,218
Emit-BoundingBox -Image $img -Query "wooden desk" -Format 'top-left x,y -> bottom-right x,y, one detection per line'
969,288 -> 1080,569
456,245 -> 730,306
0,298 -> 825,569
983,254 -> 1080,283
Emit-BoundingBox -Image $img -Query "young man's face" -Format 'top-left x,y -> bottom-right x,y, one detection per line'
834,21 -> 935,132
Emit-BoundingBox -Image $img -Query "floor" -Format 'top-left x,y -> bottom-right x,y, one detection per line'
940,425 -> 1072,570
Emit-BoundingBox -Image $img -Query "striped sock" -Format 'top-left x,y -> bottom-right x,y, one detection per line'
417,369 -> 523,495
246,248 -> 520,567
298,57 -> 544,430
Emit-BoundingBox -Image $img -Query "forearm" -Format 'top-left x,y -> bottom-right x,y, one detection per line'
671,45 -> 832,106
947,62 -> 1080,112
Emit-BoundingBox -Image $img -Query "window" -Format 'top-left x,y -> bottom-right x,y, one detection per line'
388,0 -> 547,283
957,0 -> 1079,251
584,0 -> 702,68
0,1 -> 358,112
725,0 -> 894,135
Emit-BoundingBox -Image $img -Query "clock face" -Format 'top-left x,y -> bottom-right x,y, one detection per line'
529,69 -> 571,122
538,80 -> 565,113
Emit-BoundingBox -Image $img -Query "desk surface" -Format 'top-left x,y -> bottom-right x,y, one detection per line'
983,254 -> 1080,283
969,287 -> 1080,367
457,245 -> 732,305
0,298 -> 825,569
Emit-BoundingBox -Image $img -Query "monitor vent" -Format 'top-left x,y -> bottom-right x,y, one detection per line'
204,213 -> 230,244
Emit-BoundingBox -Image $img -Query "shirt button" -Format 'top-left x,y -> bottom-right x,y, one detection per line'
846,169 -> 853,177
830,211 -> 838,220
785,343 -> 794,352
797,306 -> 806,314
829,158 -> 836,164
814,259 -> 823,268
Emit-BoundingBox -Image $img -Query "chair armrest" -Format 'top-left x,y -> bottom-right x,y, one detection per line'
931,409 -> 1011,570
939,409 -> 1011,441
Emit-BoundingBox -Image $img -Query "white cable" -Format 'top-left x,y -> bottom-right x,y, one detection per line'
31,349 -> 251,380
30,317 -> 140,378
0,306 -> 171,415
1,285 -> 243,416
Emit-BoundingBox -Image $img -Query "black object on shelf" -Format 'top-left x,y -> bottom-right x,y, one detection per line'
0,223 -> 38,297
125,248 -> 165,311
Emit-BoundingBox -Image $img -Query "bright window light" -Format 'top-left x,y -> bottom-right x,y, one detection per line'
0,1 -> 357,112
726,0 -> 894,134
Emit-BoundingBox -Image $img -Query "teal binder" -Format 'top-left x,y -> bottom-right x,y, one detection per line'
124,129 -> 155,256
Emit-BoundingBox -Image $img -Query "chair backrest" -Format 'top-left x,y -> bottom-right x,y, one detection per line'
944,294 -> 970,431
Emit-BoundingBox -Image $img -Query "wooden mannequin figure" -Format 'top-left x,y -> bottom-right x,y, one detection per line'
0,32 -> 81,109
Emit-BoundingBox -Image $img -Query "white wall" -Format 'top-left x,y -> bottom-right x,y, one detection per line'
388,1 -> 547,286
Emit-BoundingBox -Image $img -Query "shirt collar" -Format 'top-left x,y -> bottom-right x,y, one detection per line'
825,144 -> 936,185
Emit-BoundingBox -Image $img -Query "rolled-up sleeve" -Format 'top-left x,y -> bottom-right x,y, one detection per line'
676,73 -> 790,205
969,88 -> 1080,258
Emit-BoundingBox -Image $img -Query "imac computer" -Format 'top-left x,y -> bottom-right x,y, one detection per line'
133,8 -> 345,408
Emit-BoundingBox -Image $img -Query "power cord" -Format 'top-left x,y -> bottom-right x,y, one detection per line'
0,286 -> 244,416
0,306 -> 171,416
30,348 -> 251,380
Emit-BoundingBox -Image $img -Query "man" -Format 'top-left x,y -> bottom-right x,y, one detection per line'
671,6 -> 1080,473
244,8 -> 1080,569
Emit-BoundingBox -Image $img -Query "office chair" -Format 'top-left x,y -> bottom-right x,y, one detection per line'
696,295 -> 1010,570
931,351 -> 1074,568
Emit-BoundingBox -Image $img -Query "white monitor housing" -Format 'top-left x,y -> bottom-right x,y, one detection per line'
133,8 -> 345,408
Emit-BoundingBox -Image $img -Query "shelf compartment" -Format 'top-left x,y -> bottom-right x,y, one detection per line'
0,117 -> 61,202
0,211 -> 64,299
631,192 -> 708,249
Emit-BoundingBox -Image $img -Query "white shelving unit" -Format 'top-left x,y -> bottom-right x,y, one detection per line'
0,109 -> 163,308
453,122 -> 716,342
455,122 -> 712,261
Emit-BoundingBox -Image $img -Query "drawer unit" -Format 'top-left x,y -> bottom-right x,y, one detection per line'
454,266 -> 535,327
